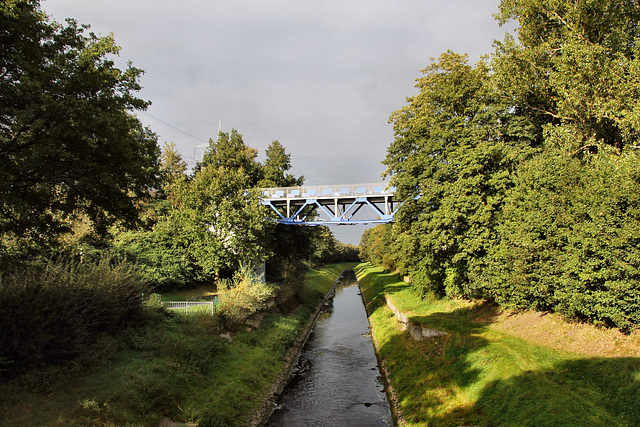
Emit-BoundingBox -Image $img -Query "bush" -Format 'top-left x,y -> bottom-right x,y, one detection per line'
0,257 -> 149,374
217,267 -> 276,327
486,148 -> 640,330
115,229 -> 201,291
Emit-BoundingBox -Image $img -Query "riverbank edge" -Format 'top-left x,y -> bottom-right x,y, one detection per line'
249,266 -> 350,426
354,265 -> 404,426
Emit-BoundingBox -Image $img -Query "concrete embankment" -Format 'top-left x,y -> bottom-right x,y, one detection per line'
384,294 -> 448,340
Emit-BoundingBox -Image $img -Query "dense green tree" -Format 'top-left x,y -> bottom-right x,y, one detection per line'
384,51 -> 534,296
359,224 -> 394,270
379,0 -> 640,330
481,0 -> 640,329
485,147 -> 640,330
310,226 -> 337,264
159,141 -> 187,189
258,140 -> 304,188
166,163 -> 272,280
494,0 -> 640,152
198,130 -> 260,185
117,130 -> 319,288
0,1 -> 159,245
256,139 -> 318,284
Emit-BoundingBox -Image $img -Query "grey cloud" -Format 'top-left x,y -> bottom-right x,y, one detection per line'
43,0 -> 516,243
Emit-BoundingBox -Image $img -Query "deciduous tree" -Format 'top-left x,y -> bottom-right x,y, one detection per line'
384,51 -> 533,296
0,0 -> 159,245
258,140 -> 304,188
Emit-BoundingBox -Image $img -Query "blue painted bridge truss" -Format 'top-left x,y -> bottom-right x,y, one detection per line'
259,183 -> 399,226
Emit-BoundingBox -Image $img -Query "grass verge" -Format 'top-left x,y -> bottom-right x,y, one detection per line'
355,262 -> 640,426
0,263 -> 349,426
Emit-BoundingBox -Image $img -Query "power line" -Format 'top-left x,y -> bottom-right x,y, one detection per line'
144,85 -> 214,121
139,111 -> 209,144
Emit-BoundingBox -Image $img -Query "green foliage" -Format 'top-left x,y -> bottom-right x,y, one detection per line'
258,140 -> 305,188
487,147 -> 640,330
376,0 -> 640,330
217,267 -> 276,326
384,51 -> 534,297
495,0 -> 640,152
306,226 -> 360,264
359,224 -> 395,270
113,128 -> 322,290
0,1 -> 160,246
159,141 -> 188,190
0,256 -> 149,373
170,163 -> 273,277
332,241 -> 361,263
198,130 -> 261,185
115,228 -> 200,290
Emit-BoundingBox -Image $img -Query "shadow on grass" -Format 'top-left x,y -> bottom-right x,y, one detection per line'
409,300 -> 501,334
380,301 -> 640,426
357,264 -> 640,426
375,302 -> 500,426
354,264 -> 410,313
434,356 -> 640,426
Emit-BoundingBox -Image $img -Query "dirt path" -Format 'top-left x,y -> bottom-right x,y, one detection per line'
492,310 -> 640,358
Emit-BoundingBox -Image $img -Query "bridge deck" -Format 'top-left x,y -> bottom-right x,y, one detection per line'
259,182 -> 399,225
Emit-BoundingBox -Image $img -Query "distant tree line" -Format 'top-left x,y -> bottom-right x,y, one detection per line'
362,0 -> 640,331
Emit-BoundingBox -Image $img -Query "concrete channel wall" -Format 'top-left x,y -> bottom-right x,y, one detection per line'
384,294 -> 448,341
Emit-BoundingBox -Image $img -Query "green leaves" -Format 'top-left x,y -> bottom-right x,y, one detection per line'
487,148 -> 640,329
258,140 -> 304,188
376,0 -> 640,330
384,51 -> 527,297
0,1 -> 159,246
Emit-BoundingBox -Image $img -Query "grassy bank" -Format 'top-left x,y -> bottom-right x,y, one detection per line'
0,263 -> 349,426
355,263 -> 640,426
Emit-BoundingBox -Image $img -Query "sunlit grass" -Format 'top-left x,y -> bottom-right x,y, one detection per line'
356,263 -> 640,426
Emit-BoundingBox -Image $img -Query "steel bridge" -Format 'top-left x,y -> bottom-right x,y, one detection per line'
259,182 -> 399,226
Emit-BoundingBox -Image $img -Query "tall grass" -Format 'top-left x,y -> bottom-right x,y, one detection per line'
0,263 -> 349,426
217,266 -> 276,327
0,257 -> 148,374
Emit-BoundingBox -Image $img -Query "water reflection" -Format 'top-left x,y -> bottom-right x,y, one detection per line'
266,271 -> 393,426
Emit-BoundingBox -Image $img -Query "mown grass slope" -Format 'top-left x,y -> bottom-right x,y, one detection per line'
356,263 -> 640,426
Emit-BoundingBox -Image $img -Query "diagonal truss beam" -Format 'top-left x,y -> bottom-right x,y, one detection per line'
259,183 -> 401,226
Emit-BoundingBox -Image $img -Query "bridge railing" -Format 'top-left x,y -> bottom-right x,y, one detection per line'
258,182 -> 394,200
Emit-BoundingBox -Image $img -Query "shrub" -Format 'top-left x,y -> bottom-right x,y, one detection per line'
486,147 -> 640,330
0,257 -> 149,374
217,267 -> 275,327
115,229 -> 201,291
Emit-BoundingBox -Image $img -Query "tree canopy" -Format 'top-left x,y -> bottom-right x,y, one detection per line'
367,0 -> 640,330
0,0 -> 159,245
259,140 -> 304,188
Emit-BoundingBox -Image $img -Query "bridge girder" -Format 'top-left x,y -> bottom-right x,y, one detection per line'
259,183 -> 400,226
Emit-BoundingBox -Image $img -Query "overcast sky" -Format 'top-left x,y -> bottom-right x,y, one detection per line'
42,0 -> 516,244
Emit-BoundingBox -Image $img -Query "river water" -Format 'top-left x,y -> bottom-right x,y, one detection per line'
266,271 -> 393,426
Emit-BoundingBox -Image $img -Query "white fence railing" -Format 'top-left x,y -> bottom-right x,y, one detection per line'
259,182 -> 394,200
163,300 -> 217,316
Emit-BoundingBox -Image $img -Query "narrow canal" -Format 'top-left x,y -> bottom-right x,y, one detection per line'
266,270 -> 393,426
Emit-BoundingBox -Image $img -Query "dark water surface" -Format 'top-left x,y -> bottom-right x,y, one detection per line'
266,271 -> 393,426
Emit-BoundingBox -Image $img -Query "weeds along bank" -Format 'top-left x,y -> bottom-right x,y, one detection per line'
355,263 -> 640,426
0,262 -> 349,426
